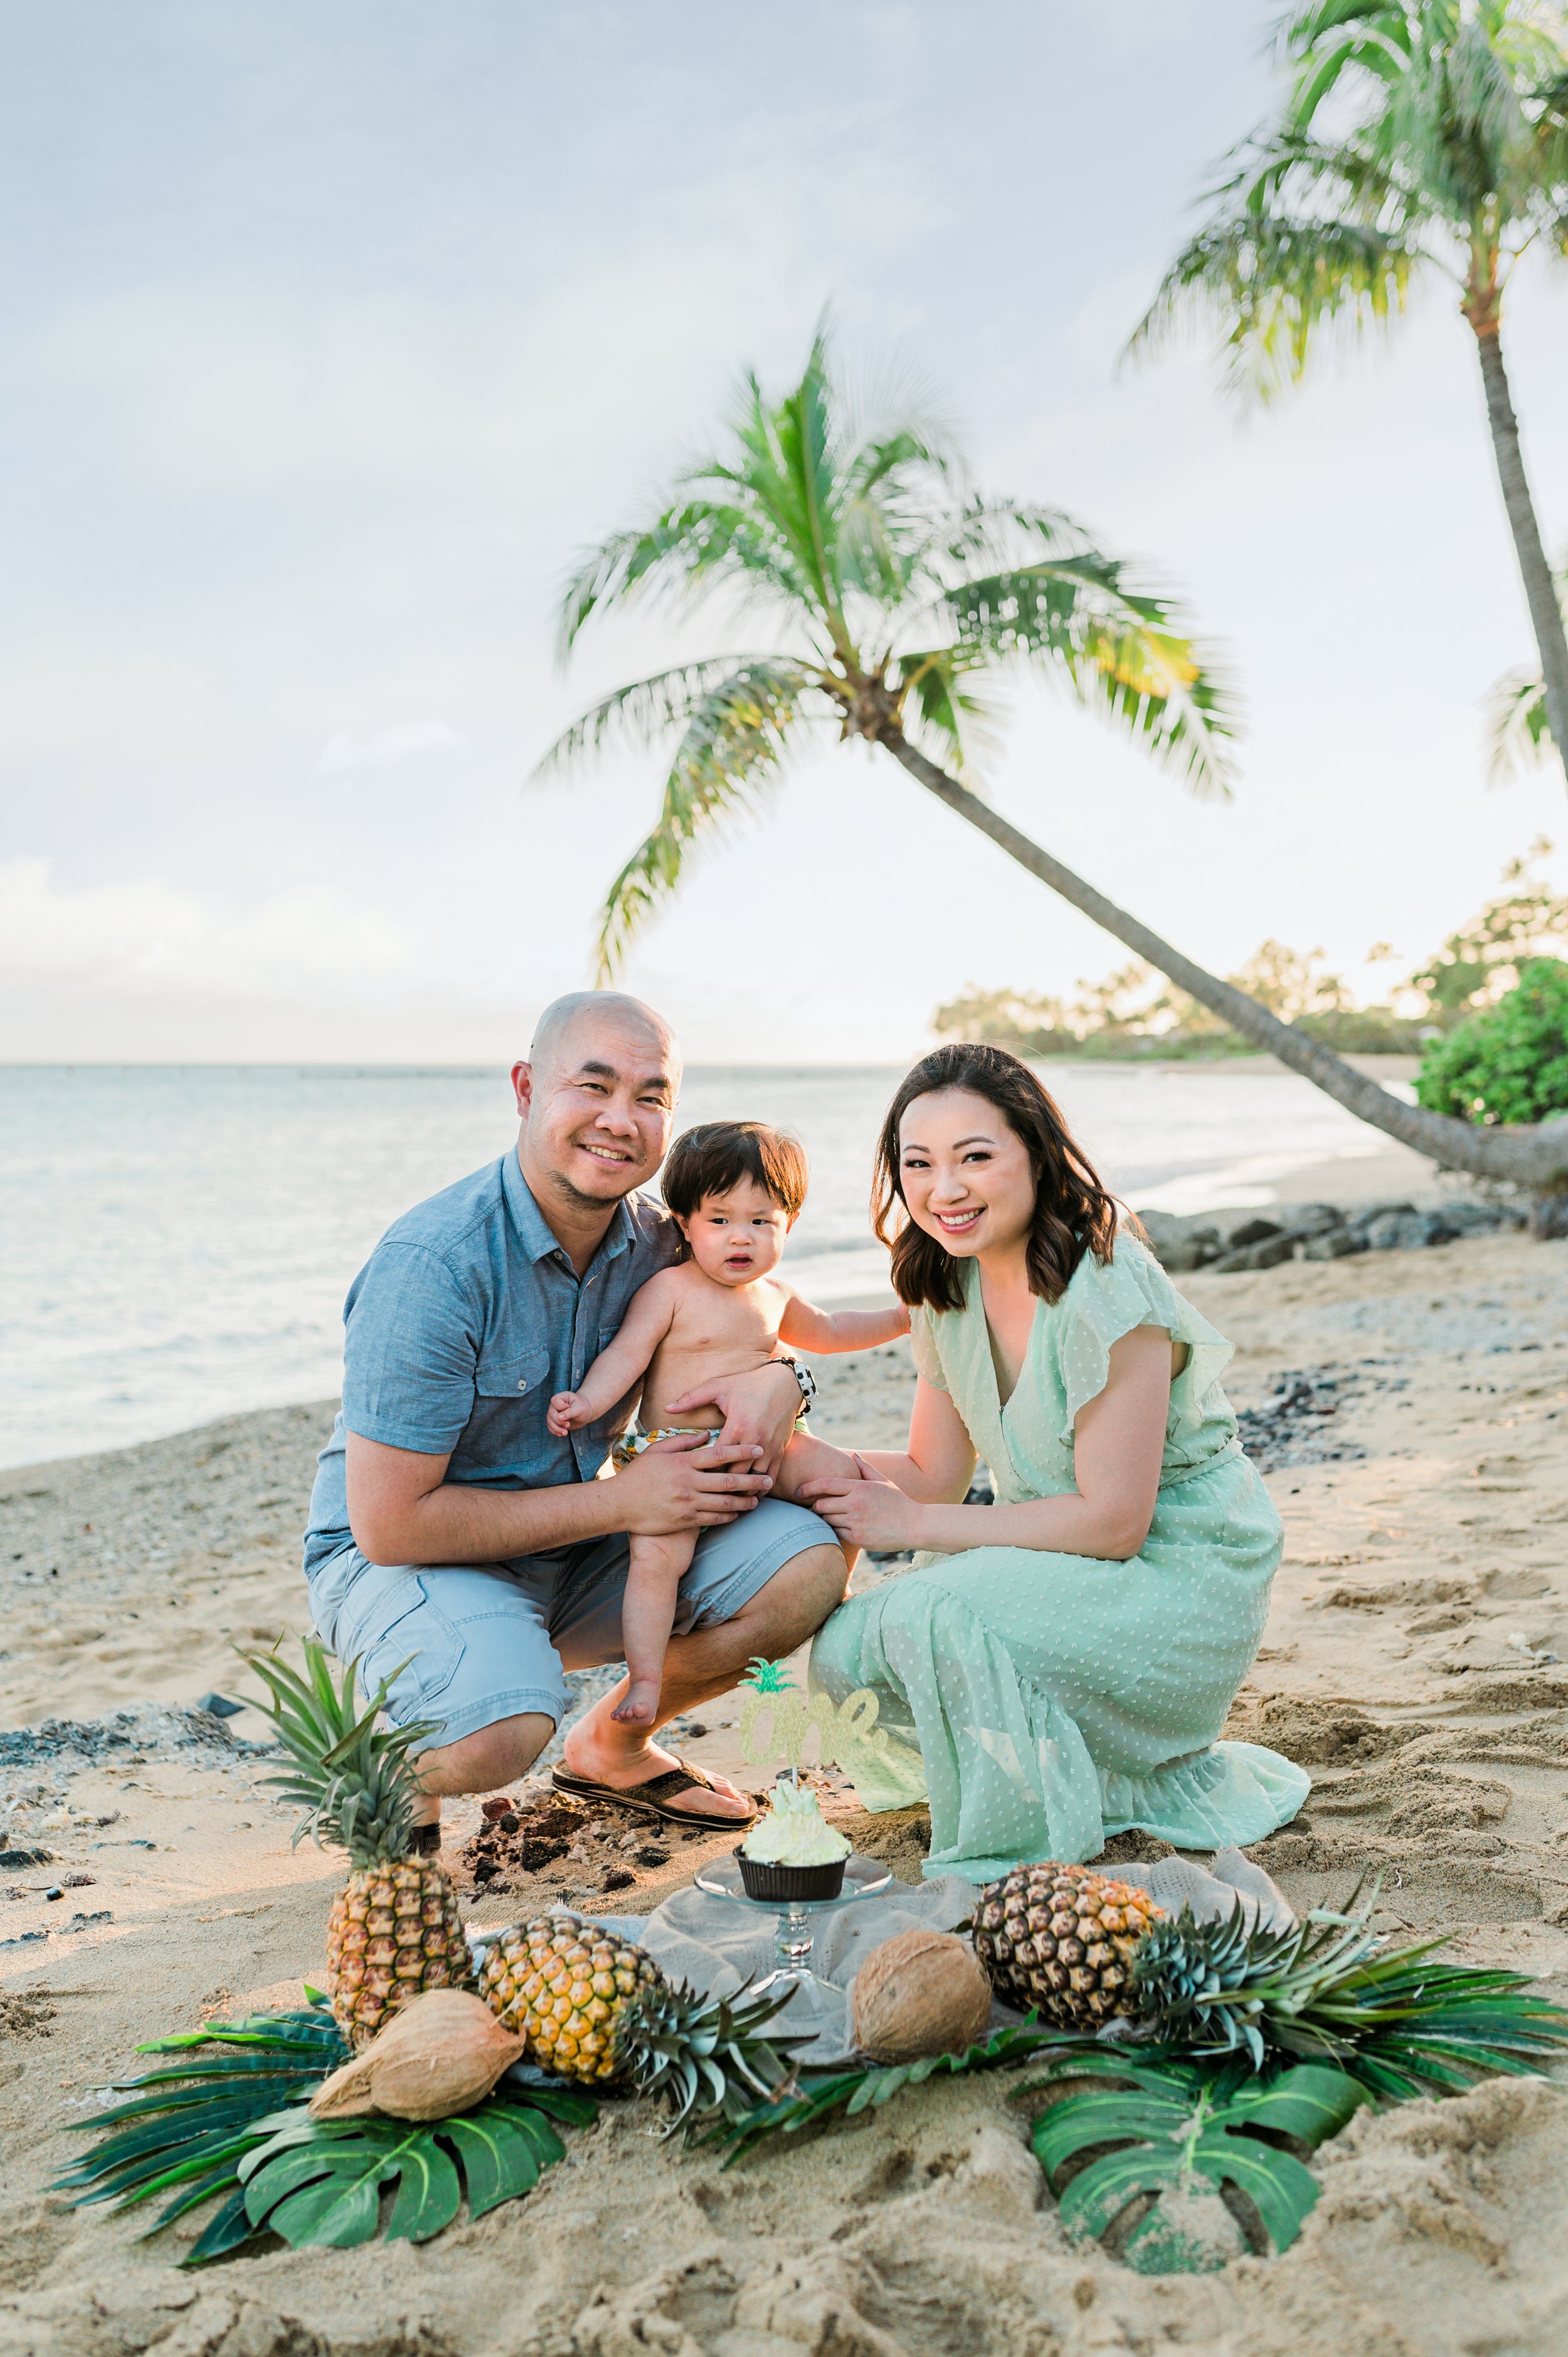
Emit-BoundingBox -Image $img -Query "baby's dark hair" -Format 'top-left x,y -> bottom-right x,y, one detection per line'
660,1120 -> 809,1226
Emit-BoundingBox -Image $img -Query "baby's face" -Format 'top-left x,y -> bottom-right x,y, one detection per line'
681,1179 -> 794,1285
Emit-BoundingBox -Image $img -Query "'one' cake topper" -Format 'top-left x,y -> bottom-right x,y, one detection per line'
736,1657 -> 892,1771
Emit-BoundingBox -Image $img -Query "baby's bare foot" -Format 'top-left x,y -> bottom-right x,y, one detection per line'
611,1679 -> 661,1725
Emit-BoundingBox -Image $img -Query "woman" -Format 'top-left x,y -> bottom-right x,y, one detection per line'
802,1043 -> 1308,1882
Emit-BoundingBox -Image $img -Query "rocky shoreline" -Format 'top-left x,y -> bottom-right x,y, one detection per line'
1136,1193 -> 1525,1274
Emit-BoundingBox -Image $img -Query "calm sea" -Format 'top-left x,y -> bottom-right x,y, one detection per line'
0,1062 -> 1393,1470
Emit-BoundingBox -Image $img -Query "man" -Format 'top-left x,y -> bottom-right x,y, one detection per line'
302,991 -> 847,1842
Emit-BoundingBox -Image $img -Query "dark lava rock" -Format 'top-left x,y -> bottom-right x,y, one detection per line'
460,1803 -> 579,1886
1278,1204 -> 1343,1239
0,1708 -> 246,1767
1228,1217 -> 1285,1250
0,1849 -> 51,1870
1303,1227 -> 1363,1262
1210,1232 -> 1295,1274
1236,1369 -> 1366,1474
603,1868 -> 636,1892
637,1846 -> 670,1868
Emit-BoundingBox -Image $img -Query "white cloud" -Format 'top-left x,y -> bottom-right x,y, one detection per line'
0,860 -> 422,1003
315,719 -> 467,775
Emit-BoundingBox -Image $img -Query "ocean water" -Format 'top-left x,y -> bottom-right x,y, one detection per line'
0,1062 -> 1396,1470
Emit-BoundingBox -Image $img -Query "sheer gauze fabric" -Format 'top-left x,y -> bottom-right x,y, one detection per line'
808,1237 -> 1310,1882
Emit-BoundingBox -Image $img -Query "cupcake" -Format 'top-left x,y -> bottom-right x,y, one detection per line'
737,1779 -> 852,1902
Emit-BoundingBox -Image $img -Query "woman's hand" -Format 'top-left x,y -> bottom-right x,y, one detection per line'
796,1454 -> 928,1552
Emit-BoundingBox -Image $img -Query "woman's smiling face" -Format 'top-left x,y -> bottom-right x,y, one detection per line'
898,1087 -> 1037,1261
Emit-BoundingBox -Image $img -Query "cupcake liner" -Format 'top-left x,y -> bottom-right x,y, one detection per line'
734,1846 -> 847,1903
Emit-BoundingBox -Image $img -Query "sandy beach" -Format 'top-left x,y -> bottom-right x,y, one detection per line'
2,1230 -> 1567,2353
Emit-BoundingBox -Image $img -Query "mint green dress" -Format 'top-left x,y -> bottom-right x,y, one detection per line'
808,1238 -> 1308,1882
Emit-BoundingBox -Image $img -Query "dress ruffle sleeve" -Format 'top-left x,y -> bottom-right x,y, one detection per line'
906,1305 -> 951,1393
1052,1237 -> 1234,1451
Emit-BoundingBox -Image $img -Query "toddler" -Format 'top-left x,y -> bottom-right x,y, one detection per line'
548,1120 -> 909,1725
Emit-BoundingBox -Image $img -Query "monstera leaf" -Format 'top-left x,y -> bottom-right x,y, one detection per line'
237,2095 -> 579,2248
56,1998 -> 596,2265
1027,2053 -> 1367,2265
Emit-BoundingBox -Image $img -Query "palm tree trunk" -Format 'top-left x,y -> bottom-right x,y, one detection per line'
1471,322 -> 1568,784
879,725 -> 1568,1191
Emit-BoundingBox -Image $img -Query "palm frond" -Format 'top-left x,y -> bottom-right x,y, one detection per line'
558,499 -> 813,656
1485,663 -> 1552,782
703,2018 -> 1064,2166
937,563 -> 1238,798
531,658 -> 786,779
593,660 -> 818,979
889,648 -> 1001,781
1130,198 -> 1417,398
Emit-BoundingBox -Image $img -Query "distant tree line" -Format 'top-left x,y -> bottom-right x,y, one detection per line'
933,846 -> 1568,1067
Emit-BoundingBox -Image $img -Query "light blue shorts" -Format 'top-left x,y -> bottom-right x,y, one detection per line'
304,1496 -> 834,1751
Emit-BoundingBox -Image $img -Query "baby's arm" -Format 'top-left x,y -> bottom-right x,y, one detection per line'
546,1271 -> 679,1436
777,1292 -> 911,1354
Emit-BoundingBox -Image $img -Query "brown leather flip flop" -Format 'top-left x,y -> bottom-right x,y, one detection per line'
551,1757 -> 758,1830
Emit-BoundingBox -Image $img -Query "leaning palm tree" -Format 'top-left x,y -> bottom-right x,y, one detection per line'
1131,1 -> 1568,786
536,338 -> 1568,1201
1486,561 -> 1567,779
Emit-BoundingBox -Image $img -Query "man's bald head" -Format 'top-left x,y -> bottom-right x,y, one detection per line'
528,991 -> 679,1083
512,992 -> 681,1231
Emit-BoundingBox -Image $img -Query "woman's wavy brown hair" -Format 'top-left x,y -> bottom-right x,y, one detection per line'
872,1043 -> 1122,1311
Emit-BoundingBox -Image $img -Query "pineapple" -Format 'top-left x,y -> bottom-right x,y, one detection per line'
974,1858 -> 1568,2082
478,1910 -> 801,2127
973,1863 -> 1165,2028
243,1639 -> 474,2049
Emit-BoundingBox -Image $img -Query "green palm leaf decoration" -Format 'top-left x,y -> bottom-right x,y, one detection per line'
1116,1880 -> 1568,2094
1026,2053 -> 1367,2267
55,2000 -> 596,2265
705,2018 -> 1066,2165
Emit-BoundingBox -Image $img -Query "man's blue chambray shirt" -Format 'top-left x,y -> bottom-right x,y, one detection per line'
304,1151 -> 681,1573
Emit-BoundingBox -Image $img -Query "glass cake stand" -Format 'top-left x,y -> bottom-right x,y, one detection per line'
692,1853 -> 893,2024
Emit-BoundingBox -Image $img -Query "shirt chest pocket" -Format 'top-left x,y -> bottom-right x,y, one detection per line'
474,1344 -> 553,1403
456,1344 -> 555,1473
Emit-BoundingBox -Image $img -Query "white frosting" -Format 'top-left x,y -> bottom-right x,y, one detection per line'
742,1779 -> 851,1867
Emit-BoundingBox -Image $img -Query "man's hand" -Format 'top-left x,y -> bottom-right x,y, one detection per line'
610,1431 -> 773,1536
665,1360 -> 803,1479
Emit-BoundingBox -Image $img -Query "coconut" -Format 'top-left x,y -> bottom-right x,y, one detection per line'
310,1987 -> 524,2120
851,1927 -> 993,2063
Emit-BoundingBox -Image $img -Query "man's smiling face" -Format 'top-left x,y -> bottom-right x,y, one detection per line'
513,996 -> 680,1215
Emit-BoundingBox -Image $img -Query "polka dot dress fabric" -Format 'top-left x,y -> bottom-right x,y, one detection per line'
808,1238 -> 1310,1882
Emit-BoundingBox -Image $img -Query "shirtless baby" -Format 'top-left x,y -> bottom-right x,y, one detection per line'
548,1120 -> 909,1725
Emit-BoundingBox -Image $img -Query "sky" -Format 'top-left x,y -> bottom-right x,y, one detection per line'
4,0 -> 1568,1067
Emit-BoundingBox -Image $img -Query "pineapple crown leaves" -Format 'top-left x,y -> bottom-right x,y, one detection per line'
741,1656 -> 796,1695
238,1638 -> 442,1870
1123,1880 -> 1568,2092
55,1999 -> 596,2265
620,1976 -> 808,2132
1027,2053 -> 1369,2259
